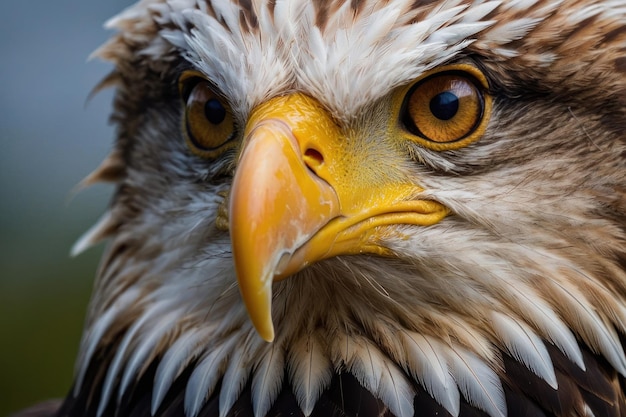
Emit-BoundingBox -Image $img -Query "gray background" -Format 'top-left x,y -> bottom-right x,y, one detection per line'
0,1 -> 134,413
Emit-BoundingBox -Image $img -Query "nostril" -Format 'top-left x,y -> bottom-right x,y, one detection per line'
304,148 -> 324,170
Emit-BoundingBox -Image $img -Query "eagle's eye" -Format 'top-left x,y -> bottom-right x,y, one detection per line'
179,71 -> 236,159
400,65 -> 491,150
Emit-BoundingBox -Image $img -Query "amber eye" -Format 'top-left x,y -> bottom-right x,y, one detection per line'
402,71 -> 487,147
180,73 -> 236,158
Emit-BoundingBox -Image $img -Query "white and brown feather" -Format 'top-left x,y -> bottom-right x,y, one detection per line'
26,1 -> 626,417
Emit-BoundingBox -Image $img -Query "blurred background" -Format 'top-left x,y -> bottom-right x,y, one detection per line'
0,1 -> 133,414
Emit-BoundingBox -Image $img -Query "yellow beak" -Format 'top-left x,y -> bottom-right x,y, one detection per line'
229,94 -> 448,341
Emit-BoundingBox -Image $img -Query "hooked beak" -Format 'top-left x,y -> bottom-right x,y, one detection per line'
229,94 -> 448,341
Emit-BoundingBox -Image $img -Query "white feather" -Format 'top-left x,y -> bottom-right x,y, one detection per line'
491,312 -> 557,389
341,336 -> 414,417
251,344 -> 286,417
459,1 -> 502,23
447,348 -> 507,417
499,0 -> 540,11
151,329 -> 209,414
511,286 -> 586,371
71,211 -> 116,256
583,403 -> 596,417
184,336 -> 238,417
96,315 -> 148,417
118,314 -> 175,402
400,331 -> 460,416
484,18 -> 542,43
288,334 -> 333,416
74,288 -> 141,395
160,29 -> 189,50
426,21 -> 494,45
376,359 -> 416,417
552,281 -> 626,375
96,303 -> 175,417
103,0 -> 148,30
219,343 -> 252,417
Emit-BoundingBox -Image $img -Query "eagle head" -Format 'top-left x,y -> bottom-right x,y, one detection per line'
34,1 -> 626,417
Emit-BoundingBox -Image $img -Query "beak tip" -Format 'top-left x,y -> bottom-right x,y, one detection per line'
258,321 -> 275,343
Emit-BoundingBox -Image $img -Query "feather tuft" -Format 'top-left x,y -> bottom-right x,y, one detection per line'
74,151 -> 125,191
71,211 -> 120,257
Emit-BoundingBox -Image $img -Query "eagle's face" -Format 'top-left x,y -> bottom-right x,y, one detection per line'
65,1 -> 625,417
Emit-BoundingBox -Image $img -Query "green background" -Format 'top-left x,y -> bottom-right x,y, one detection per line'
0,1 -> 132,415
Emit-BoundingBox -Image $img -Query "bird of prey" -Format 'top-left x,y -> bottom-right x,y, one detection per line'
19,0 -> 626,416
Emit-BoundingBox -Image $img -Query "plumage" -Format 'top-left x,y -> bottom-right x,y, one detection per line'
17,0 -> 626,416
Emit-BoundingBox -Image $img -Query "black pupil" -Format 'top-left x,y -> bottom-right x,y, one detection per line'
429,91 -> 459,121
205,99 -> 226,124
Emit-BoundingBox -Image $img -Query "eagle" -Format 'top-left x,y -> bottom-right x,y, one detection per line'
17,1 -> 626,416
